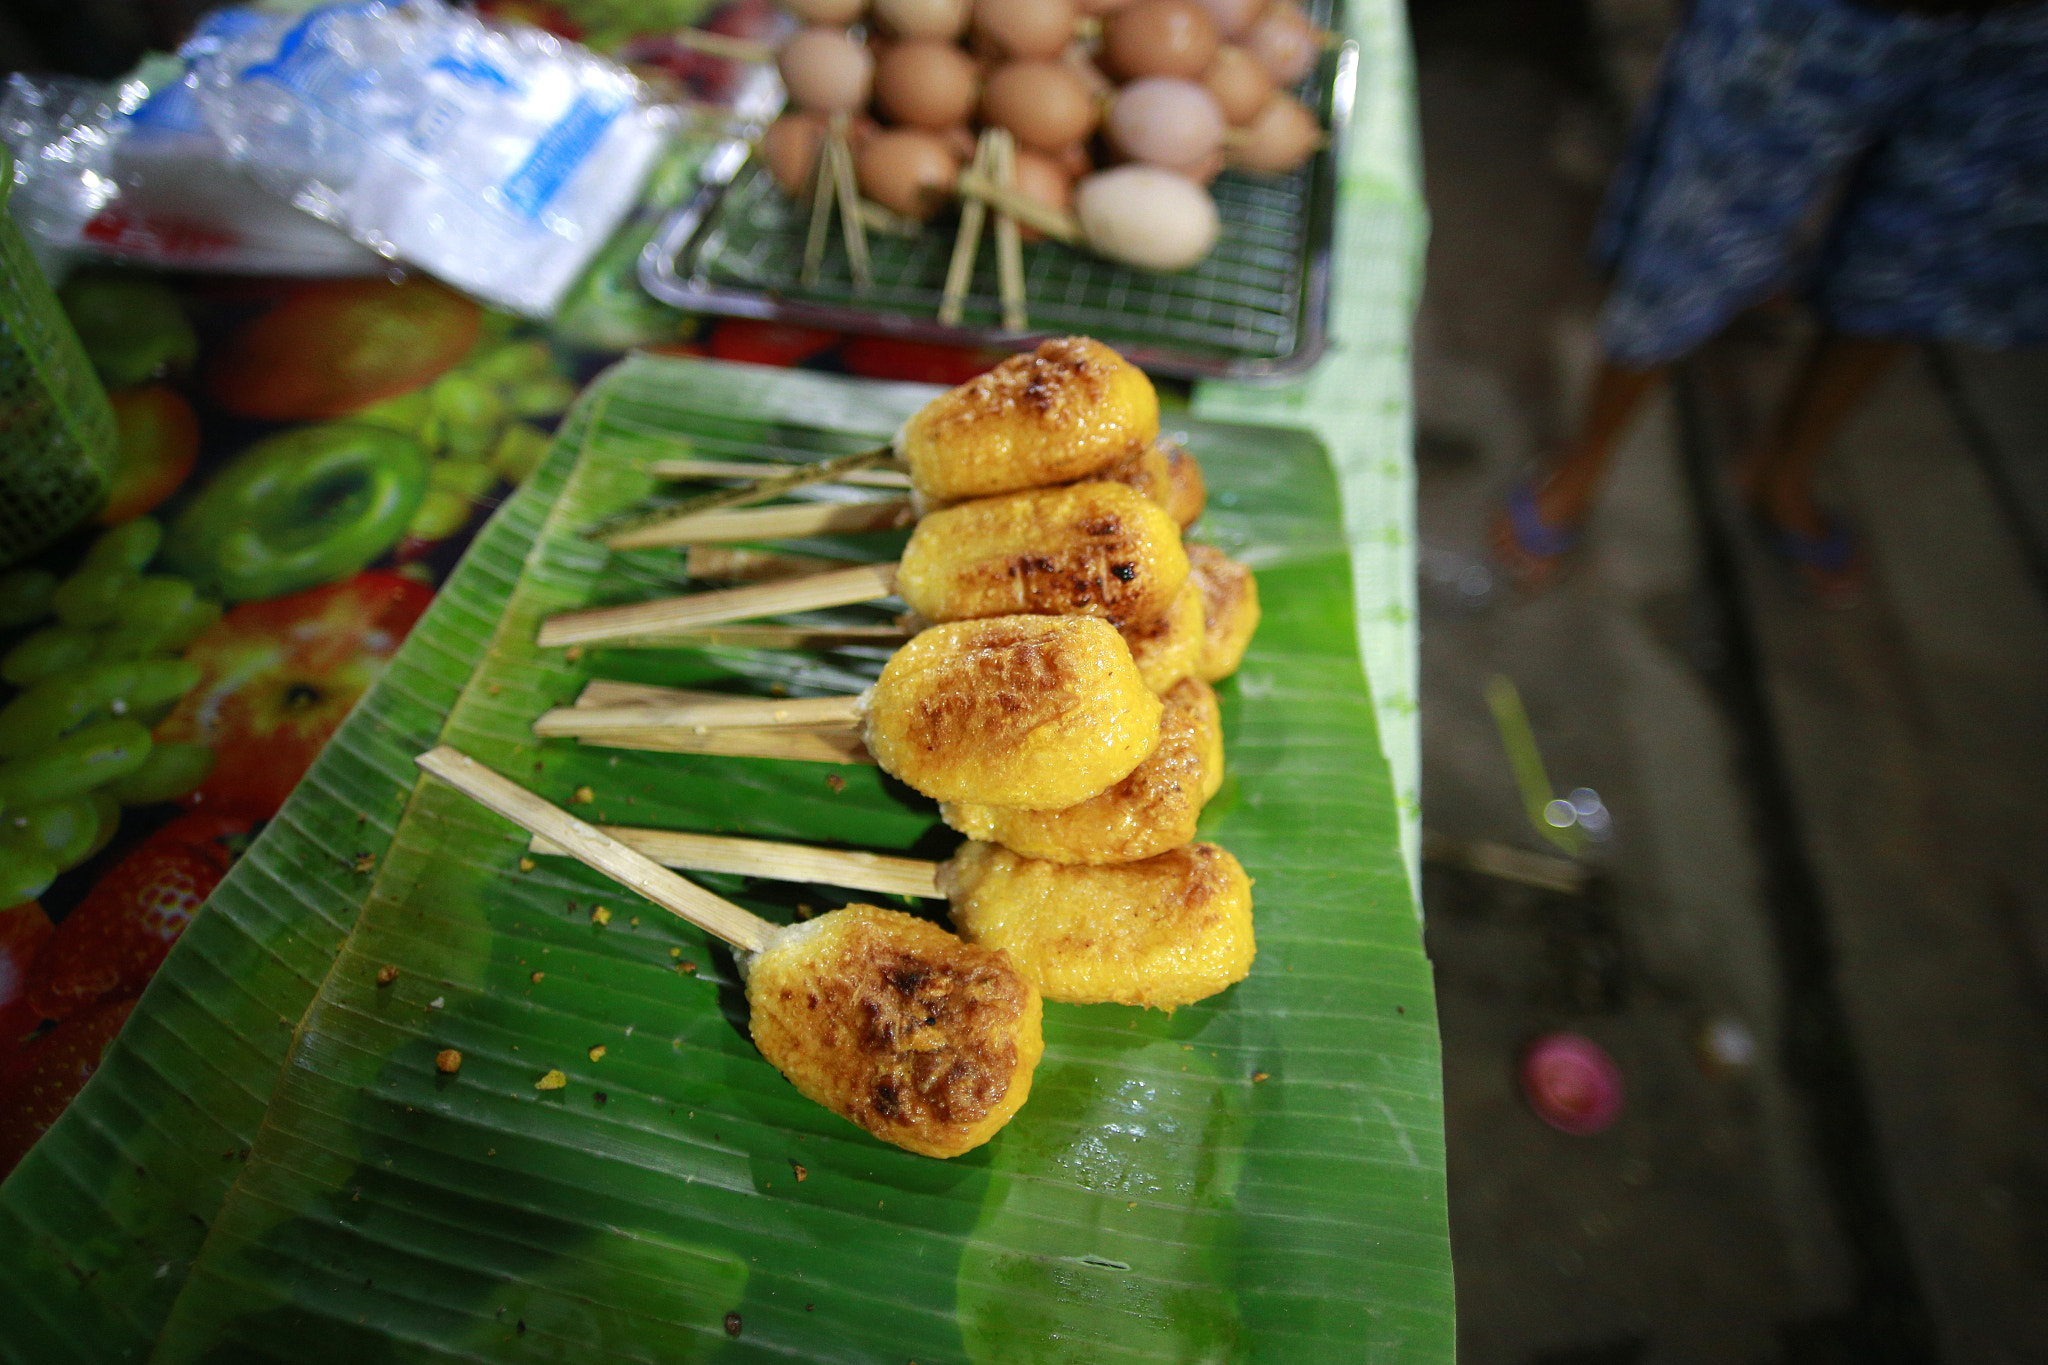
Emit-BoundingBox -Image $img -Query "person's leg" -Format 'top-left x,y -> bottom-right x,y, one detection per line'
1737,330 -> 1905,541
1490,0 -> 1920,588
1491,361 -> 1664,586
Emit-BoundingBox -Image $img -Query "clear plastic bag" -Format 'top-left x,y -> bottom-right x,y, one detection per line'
186,1 -> 676,316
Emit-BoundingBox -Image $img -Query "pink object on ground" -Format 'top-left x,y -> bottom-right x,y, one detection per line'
1520,1032 -> 1624,1135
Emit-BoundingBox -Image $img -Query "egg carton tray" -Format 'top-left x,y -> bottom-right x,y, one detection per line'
639,0 -> 1356,382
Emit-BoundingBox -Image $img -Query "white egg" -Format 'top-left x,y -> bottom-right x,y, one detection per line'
1106,78 -> 1225,169
1075,165 -> 1219,271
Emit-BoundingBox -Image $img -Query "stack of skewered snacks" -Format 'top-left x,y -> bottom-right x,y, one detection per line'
533,338 -> 1264,1016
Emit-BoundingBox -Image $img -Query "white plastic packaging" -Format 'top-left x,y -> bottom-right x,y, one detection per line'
187,1 -> 675,316
1,60 -> 382,279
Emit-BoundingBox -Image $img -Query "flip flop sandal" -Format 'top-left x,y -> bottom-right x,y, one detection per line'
1492,477 -> 1584,587
1763,513 -> 1864,608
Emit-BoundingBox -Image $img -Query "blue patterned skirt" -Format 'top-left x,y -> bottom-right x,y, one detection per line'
1596,0 -> 2048,364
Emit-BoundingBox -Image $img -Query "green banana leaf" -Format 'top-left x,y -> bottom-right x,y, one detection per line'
21,355 -> 1452,1362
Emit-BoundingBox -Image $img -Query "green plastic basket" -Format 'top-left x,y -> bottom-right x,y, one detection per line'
0,145 -> 117,566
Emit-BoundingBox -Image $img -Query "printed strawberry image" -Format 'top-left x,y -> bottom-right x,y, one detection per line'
0,998 -> 135,1176
154,572 -> 433,819
22,814 -> 249,1023
0,902 -> 55,1048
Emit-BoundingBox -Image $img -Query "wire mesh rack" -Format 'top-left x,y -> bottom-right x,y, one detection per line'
640,0 -> 1356,382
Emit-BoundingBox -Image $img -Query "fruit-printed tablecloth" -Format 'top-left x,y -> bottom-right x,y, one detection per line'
0,0 -> 1424,1208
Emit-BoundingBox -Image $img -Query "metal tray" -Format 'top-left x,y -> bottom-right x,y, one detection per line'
639,4 -> 1357,382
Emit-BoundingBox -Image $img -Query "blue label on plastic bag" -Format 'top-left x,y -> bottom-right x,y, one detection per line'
238,2 -> 377,95
498,93 -> 620,220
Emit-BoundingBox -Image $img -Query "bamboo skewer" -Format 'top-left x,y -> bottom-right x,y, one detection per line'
802,118 -> 837,286
578,726 -> 875,764
538,561 -> 899,647
605,497 -> 914,551
668,27 -> 775,63
552,679 -> 876,765
687,546 -> 850,582
939,133 -> 997,327
990,130 -> 1028,333
827,114 -> 872,290
535,694 -> 864,738
609,447 -> 900,534
530,825 -> 940,900
415,746 -> 774,953
650,458 -> 911,489
605,623 -> 911,650
956,170 -> 1079,245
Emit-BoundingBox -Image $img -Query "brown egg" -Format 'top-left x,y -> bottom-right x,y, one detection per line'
1101,0 -> 1219,80
1242,0 -> 1317,84
874,40 -> 981,128
1010,148 -> 1074,239
1228,90 -> 1319,173
778,28 -> 875,114
936,123 -> 980,160
1052,140 -> 1096,178
874,0 -> 970,39
1062,40 -> 1114,95
1106,77 -> 1224,168
1188,0 -> 1262,36
762,112 -> 827,195
857,128 -> 962,219
981,60 -> 1098,152
786,0 -> 868,22
1203,44 -> 1273,123
1078,0 -> 1136,11
974,0 -> 1079,58
1164,146 -> 1224,183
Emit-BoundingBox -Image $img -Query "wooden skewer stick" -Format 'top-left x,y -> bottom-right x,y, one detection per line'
606,497 -> 915,551
535,694 -> 864,738
668,27 -> 775,63
607,447 -> 899,535
566,680 -> 876,764
939,132 -> 997,327
687,546 -> 851,582
608,623 -> 911,650
828,114 -> 872,290
991,130 -> 1029,333
956,170 -> 1080,245
858,198 -> 925,237
801,113 -> 837,286
531,825 -> 940,900
651,458 -> 912,489
415,746 -> 774,953
578,725 -> 875,765
539,561 -> 900,647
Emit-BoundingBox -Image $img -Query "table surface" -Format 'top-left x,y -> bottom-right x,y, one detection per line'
0,5 -> 1434,1354
1196,0 -> 1426,901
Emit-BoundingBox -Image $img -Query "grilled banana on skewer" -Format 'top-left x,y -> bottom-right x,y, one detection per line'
940,676 -> 1222,865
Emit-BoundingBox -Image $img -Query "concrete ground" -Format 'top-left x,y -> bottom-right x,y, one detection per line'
1408,2 -> 2048,1361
